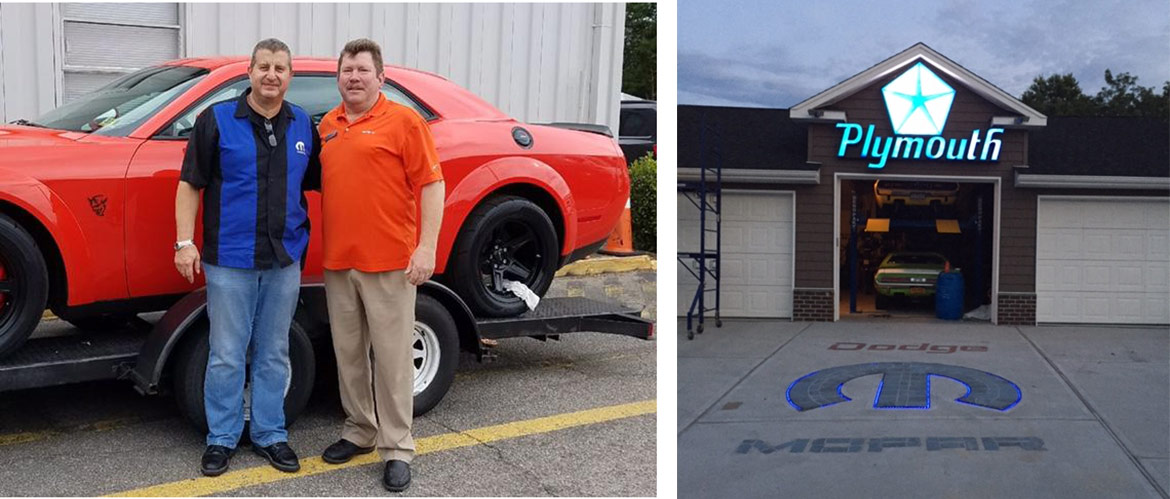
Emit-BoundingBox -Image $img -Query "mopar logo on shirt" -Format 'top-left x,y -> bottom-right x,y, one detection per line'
296,141 -> 307,156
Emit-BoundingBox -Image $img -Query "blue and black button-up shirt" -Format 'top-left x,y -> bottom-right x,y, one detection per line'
179,88 -> 321,269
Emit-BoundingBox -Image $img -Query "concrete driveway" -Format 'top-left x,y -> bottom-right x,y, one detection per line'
678,319 -> 1168,498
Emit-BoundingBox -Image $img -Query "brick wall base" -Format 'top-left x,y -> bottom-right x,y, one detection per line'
997,292 -> 1036,325
793,288 -> 834,322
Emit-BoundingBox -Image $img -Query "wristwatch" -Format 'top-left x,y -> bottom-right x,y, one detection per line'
174,239 -> 195,251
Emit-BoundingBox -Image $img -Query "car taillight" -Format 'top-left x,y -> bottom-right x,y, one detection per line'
880,277 -> 910,283
647,322 -> 655,339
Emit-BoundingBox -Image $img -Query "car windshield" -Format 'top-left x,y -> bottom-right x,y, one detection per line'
33,66 -> 208,136
887,254 -> 945,265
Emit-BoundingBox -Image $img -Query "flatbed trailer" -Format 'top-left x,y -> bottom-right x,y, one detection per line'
0,281 -> 653,430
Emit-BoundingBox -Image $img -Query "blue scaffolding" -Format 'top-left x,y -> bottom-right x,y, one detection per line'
678,117 -> 723,340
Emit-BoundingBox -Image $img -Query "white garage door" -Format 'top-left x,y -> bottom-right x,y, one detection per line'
677,191 -> 794,318
1036,197 -> 1170,324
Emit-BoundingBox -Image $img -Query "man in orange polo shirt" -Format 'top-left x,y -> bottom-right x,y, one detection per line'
316,38 -> 444,492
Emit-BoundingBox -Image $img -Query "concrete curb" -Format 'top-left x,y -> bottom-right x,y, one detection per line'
555,255 -> 657,277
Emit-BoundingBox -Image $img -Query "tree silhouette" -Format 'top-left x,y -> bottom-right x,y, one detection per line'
622,4 -> 656,100
1021,70 -> 1168,119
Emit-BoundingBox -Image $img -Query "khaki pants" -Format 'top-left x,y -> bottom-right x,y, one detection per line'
324,269 -> 415,463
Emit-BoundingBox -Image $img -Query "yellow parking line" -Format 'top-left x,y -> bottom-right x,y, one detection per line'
0,417 -> 141,448
105,399 -> 656,497
0,430 -> 56,446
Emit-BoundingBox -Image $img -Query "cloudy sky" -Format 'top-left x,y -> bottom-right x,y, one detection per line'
678,0 -> 1170,108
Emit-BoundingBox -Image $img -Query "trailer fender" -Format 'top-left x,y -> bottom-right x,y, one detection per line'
418,281 -> 483,360
125,287 -> 209,395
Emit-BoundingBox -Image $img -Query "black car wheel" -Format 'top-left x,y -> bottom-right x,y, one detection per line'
0,214 -> 49,358
446,196 -> 558,317
172,319 -> 316,435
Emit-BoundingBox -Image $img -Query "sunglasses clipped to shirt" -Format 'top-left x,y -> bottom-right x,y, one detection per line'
264,119 -> 277,147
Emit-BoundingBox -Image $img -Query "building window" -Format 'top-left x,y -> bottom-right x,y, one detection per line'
60,3 -> 181,103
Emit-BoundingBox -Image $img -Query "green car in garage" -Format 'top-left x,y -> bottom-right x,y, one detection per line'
873,252 -> 949,309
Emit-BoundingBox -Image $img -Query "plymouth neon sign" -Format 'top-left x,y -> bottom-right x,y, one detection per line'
836,62 -> 1004,169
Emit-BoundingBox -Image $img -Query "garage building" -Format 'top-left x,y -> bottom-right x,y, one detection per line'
679,43 -> 1169,326
0,3 -> 626,133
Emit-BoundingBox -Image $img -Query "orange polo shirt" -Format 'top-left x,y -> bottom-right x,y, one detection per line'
318,94 -> 444,272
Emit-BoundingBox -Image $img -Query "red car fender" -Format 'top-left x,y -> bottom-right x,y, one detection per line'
0,174 -> 97,305
436,157 -> 577,274
485,158 -> 577,255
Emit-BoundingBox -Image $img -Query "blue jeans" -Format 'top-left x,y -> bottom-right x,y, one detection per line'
202,261 -> 301,448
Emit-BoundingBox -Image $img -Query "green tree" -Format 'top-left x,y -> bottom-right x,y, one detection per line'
1095,70 -> 1168,118
1153,81 -> 1170,119
623,3 -> 656,100
1020,73 -> 1097,116
1021,70 -> 1169,119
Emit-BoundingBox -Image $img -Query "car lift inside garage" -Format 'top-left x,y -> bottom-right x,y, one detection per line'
840,180 -> 992,318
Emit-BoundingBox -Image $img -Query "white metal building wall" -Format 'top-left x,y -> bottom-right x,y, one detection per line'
0,3 -> 626,133
0,3 -> 60,124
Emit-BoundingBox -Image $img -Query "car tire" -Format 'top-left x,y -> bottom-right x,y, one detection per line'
172,319 -> 316,434
445,196 -> 558,317
0,213 -> 49,358
412,294 -> 459,416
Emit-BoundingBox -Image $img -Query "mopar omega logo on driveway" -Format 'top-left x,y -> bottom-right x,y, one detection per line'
786,362 -> 1021,411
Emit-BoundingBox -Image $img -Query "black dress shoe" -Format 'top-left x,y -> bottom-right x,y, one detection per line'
253,442 -> 300,473
383,460 -> 411,492
322,439 -> 376,464
200,445 -> 234,476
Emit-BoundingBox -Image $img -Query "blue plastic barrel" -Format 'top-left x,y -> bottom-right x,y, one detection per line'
935,270 -> 964,320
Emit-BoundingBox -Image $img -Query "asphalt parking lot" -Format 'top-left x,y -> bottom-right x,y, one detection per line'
0,270 -> 656,496
679,319 -> 1169,498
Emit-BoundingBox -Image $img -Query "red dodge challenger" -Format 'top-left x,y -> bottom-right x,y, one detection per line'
0,57 -> 629,357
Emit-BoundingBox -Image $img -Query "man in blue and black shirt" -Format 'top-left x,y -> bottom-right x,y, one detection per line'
174,38 -> 320,477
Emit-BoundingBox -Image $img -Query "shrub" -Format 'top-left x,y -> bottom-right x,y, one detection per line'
629,153 -> 656,253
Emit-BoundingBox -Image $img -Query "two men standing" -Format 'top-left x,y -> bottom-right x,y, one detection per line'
175,37 -> 443,492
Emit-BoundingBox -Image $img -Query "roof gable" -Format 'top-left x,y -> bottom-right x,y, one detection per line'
789,43 -> 1046,128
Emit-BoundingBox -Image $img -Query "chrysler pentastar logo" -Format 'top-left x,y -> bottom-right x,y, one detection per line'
836,61 -> 1003,168
882,62 -> 955,135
